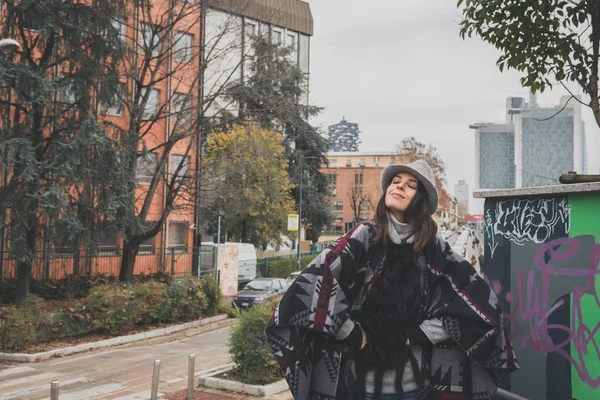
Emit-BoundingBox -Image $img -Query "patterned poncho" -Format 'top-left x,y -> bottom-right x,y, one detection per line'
266,222 -> 518,399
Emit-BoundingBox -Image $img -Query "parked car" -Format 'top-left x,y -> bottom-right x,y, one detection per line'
286,271 -> 301,284
232,278 -> 288,308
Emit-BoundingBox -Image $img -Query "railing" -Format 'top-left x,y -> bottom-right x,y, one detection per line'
0,246 -> 217,280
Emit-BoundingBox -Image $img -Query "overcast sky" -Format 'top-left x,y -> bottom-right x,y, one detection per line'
306,0 -> 600,211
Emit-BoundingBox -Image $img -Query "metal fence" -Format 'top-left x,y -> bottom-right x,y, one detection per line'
0,246 -> 217,280
256,250 -> 322,279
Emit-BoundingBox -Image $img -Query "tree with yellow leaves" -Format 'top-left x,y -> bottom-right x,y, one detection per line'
203,125 -> 295,248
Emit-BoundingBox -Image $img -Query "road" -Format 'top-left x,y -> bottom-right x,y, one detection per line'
1,327 -> 233,399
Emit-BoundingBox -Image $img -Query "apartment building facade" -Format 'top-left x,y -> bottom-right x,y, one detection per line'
0,0 -> 313,279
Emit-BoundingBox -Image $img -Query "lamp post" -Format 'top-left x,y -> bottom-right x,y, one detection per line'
297,155 -> 319,271
0,39 -> 20,50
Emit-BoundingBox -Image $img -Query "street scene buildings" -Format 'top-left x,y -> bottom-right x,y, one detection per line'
1,1 -> 600,400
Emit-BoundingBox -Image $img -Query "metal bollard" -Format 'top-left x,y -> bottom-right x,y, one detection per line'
150,360 -> 161,400
188,354 -> 196,400
50,380 -> 59,400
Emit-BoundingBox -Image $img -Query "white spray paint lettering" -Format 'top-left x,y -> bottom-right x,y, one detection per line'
485,198 -> 571,258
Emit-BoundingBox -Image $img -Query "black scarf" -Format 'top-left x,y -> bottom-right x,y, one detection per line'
354,243 -> 424,399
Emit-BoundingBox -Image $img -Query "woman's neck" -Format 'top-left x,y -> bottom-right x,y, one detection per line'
391,210 -> 405,223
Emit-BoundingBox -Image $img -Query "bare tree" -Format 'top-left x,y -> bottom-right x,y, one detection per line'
347,184 -> 373,224
107,0 -> 275,281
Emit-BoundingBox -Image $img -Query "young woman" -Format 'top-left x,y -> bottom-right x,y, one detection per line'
266,160 -> 518,400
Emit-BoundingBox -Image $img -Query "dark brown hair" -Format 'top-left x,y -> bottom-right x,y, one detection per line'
373,180 -> 438,255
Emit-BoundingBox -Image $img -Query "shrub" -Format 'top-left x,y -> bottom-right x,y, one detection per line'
0,273 -> 173,305
266,258 -> 295,278
266,254 -> 319,278
0,306 -> 38,350
0,276 -> 223,349
228,300 -> 280,384
52,309 -> 95,339
169,278 -> 208,321
85,284 -> 140,335
200,275 -> 221,315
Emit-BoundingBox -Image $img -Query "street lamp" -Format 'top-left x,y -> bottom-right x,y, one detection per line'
297,155 -> 319,271
0,39 -> 20,50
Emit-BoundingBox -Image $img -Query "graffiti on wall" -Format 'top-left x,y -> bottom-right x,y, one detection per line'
484,197 -> 571,258
484,193 -> 600,400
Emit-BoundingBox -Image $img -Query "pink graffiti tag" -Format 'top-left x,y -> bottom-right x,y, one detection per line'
501,238 -> 600,388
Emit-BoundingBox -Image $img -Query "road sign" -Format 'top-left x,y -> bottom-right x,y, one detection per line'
287,214 -> 299,231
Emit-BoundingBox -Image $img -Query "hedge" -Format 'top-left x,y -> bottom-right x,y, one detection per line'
0,275 -> 221,350
0,272 -> 172,304
228,300 -> 280,384
266,254 -> 319,278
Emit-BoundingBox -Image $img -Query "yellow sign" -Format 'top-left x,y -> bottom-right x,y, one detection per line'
287,214 -> 299,231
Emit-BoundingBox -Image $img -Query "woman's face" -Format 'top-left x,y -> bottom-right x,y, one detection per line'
385,172 -> 419,222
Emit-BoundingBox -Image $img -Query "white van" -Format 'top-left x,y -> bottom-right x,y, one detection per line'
202,242 -> 257,282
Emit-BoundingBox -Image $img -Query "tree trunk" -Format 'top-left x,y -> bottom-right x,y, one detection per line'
119,241 -> 139,282
241,219 -> 249,243
15,212 -> 38,305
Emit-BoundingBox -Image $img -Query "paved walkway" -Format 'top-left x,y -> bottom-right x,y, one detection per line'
2,325 -> 236,399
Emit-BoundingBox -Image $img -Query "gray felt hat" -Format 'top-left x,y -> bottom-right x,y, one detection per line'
380,159 -> 439,215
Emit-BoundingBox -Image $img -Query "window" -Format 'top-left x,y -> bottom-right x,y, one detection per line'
373,157 -> 376,162
61,80 -> 77,105
272,29 -> 282,45
21,12 -> 43,31
110,18 -> 127,44
359,213 -> 370,221
168,222 -> 188,250
98,222 -> 119,255
140,88 -> 160,118
245,22 -> 257,38
136,152 -> 158,184
346,157 -> 351,166
360,200 -> 370,210
139,221 -> 156,255
332,188 -> 337,196
286,33 -> 296,48
169,154 -> 189,181
330,174 -> 337,185
54,222 -> 77,254
141,23 -> 160,57
332,158 -> 337,167
101,83 -> 124,116
360,157 -> 366,166
174,32 -> 193,63
333,200 -> 343,210
172,92 -> 191,124
354,174 -> 363,185
332,213 -> 343,222
391,156 -> 396,164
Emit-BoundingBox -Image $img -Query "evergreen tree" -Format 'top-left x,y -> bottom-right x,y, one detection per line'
225,38 -> 331,242
0,0 -> 127,303
327,118 -> 361,152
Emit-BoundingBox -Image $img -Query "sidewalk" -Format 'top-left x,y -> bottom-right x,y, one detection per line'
0,321 -> 290,400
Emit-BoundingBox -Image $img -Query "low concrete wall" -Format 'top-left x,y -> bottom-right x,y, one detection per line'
216,245 -> 238,296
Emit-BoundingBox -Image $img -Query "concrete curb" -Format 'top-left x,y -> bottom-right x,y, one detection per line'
0,314 -> 228,363
198,366 -> 288,397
